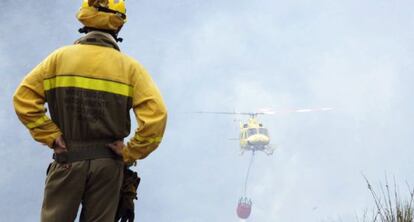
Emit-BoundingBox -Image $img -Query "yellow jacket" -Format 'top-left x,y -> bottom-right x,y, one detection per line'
13,32 -> 167,163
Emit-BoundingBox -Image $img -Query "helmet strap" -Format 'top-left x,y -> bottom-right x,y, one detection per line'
96,6 -> 126,20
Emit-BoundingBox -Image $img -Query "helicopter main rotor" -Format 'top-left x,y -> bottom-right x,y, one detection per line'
194,111 -> 263,118
195,107 -> 333,117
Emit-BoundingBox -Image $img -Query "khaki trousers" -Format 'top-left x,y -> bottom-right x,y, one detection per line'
41,158 -> 123,222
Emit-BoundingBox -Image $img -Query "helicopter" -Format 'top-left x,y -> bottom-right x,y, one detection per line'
238,112 -> 273,155
196,107 -> 332,156
196,107 -> 333,220
195,111 -> 274,155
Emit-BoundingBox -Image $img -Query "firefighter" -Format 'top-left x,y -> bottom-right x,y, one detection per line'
13,0 -> 167,221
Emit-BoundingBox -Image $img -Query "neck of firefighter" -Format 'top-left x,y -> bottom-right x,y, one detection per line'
88,30 -> 117,43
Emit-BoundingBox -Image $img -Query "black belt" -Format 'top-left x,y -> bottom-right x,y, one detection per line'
53,146 -> 121,164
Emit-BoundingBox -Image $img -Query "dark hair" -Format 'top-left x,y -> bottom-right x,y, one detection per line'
78,26 -> 123,42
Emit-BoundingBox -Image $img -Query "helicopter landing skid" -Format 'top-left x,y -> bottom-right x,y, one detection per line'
263,146 -> 274,155
241,145 -> 274,155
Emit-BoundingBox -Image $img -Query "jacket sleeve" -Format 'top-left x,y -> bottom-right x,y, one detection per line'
13,54 -> 62,148
122,65 -> 167,163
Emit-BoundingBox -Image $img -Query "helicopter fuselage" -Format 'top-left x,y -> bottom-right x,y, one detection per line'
239,116 -> 272,153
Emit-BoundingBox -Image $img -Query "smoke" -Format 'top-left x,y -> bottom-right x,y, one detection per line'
1,0 -> 414,221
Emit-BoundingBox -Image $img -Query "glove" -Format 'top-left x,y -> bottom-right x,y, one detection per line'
115,167 -> 141,222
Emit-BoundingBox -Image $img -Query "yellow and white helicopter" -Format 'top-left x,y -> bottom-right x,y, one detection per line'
197,107 -> 333,155
197,107 -> 332,219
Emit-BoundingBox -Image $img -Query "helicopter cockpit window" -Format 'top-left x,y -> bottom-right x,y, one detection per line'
247,128 -> 257,136
259,128 -> 268,135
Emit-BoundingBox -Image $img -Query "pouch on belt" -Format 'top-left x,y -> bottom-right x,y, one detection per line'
115,167 -> 141,222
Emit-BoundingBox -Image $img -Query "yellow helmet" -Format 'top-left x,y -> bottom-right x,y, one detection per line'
81,0 -> 126,19
77,0 -> 127,31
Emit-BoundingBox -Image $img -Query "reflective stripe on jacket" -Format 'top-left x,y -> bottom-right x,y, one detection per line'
13,32 -> 167,162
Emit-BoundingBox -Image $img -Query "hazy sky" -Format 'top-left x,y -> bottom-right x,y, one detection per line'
1,1 -> 414,221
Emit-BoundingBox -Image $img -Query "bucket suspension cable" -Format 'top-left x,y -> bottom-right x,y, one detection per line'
243,151 -> 256,196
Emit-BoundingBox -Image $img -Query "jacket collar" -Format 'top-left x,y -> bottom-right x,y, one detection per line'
75,31 -> 120,51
